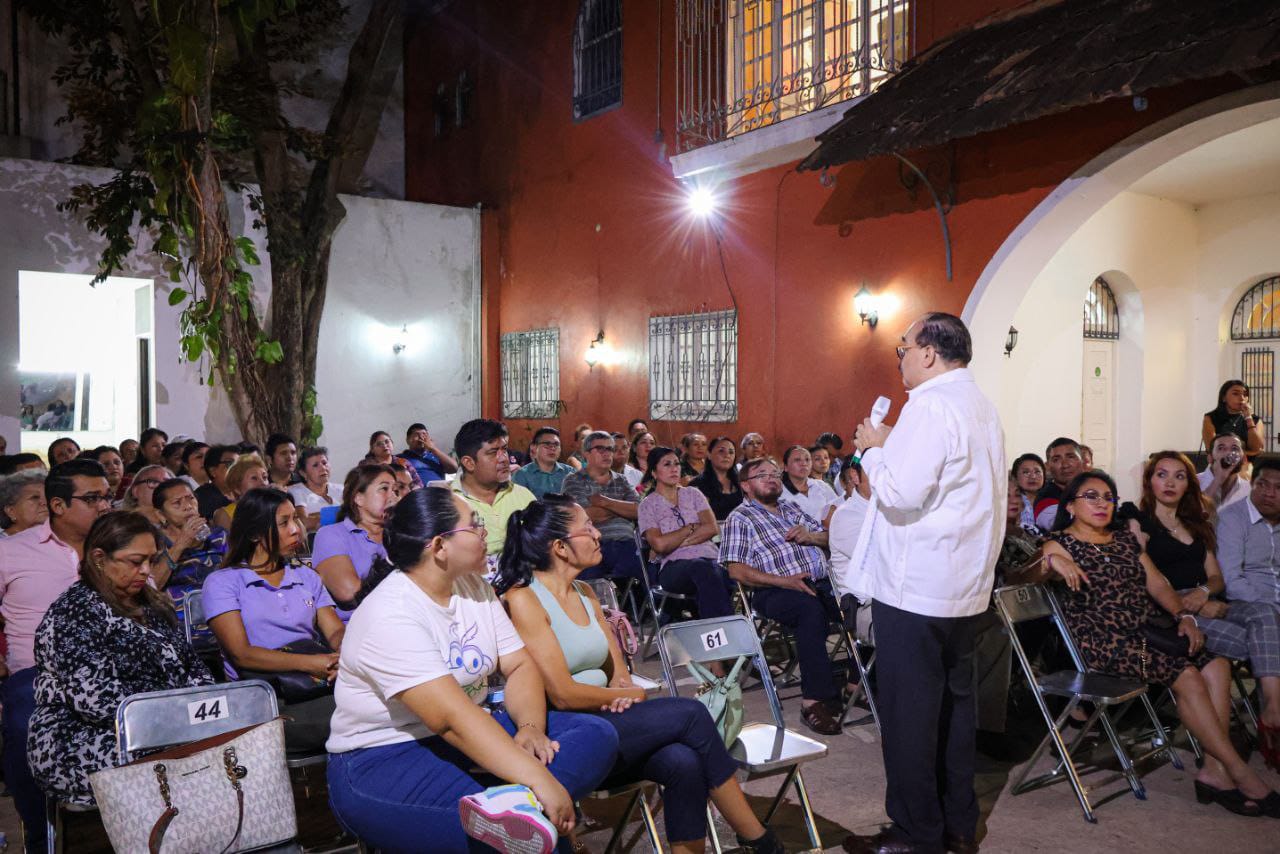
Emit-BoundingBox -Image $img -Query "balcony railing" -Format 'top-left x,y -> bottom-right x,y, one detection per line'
676,0 -> 913,153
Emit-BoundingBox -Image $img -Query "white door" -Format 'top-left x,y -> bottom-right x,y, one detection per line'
1081,340 -> 1116,472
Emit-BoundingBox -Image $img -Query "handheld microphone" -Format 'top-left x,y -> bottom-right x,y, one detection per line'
869,396 -> 892,429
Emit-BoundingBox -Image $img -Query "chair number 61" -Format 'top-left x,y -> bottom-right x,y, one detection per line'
701,629 -> 727,651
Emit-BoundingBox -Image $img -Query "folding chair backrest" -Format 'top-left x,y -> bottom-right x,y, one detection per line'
993,583 -> 1088,674
183,588 -> 207,647
116,680 -> 279,763
657,614 -> 785,727
584,578 -> 620,612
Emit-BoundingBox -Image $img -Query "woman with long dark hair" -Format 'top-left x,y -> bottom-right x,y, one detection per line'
1010,452 -> 1046,532
691,435 -> 743,520
202,488 -> 344,753
312,463 -> 397,618
28,511 -> 212,804
778,445 -> 838,528
326,487 -> 618,853
496,496 -> 784,854
628,430 -> 657,488
364,431 -> 423,488
1203,380 -> 1266,460
1022,470 -> 1278,817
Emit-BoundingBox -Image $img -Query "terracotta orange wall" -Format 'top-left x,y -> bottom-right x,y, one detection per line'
405,0 -> 1243,453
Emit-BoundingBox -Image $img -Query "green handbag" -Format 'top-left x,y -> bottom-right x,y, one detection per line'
688,655 -> 749,747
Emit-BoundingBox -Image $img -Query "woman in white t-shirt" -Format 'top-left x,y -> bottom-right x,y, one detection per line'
777,445 -> 839,528
288,447 -> 344,532
325,487 -> 618,853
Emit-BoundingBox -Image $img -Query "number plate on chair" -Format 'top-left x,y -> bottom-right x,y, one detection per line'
700,629 -> 728,651
187,695 -> 228,725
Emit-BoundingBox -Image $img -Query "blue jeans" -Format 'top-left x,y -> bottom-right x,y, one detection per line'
600,697 -> 739,843
658,559 -> 735,619
327,709 -> 618,853
577,539 -> 644,585
1,667 -> 45,853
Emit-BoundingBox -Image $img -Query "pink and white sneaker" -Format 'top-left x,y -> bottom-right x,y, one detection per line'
459,784 -> 558,854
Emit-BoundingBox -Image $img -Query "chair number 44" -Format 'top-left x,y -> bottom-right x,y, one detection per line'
187,696 -> 228,725
700,629 -> 728,651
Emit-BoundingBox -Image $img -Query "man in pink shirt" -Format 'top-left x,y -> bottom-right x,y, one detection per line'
0,458 -> 110,852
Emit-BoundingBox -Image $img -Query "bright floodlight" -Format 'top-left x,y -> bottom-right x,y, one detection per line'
687,186 -> 717,217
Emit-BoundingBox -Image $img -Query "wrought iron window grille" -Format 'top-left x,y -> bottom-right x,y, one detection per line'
676,0 -> 913,153
1242,347 -> 1275,452
649,309 -> 738,422
501,328 -> 562,420
573,0 -> 623,120
1231,276 -> 1280,341
1083,276 -> 1120,340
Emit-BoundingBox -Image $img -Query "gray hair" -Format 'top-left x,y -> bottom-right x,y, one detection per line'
583,430 -> 614,451
913,312 -> 972,365
740,432 -> 764,449
0,469 -> 47,508
123,465 -> 170,510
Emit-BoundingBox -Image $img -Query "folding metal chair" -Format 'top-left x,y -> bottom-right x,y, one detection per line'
582,577 -> 662,693
633,529 -> 698,657
183,586 -> 206,648
994,584 -> 1182,823
657,615 -> 828,850
833,595 -> 881,734
584,780 -> 665,854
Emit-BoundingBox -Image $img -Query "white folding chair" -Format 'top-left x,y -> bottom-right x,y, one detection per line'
657,615 -> 828,850
183,586 -> 206,648
994,584 -> 1181,823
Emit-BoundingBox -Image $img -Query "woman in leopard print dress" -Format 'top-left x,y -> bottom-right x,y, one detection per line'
1025,470 -> 1278,818
28,512 -> 212,805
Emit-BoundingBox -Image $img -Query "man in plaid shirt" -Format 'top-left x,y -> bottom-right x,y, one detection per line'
720,457 -> 843,734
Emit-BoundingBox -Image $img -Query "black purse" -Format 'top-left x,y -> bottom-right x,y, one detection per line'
238,638 -> 334,704
1142,613 -> 1192,658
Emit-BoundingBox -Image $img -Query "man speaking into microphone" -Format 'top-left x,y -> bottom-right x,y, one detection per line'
842,313 -> 1006,854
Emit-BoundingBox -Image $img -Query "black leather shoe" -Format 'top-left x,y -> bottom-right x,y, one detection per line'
842,829 -> 937,854
944,834 -> 979,854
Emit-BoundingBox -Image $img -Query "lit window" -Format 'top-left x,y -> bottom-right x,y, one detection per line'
501,328 -> 561,419
1082,276 -> 1119,340
573,0 -> 623,120
649,309 -> 738,421
1231,275 -> 1280,341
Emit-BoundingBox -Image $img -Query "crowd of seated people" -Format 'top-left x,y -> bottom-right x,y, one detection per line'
5,405 -> 1280,854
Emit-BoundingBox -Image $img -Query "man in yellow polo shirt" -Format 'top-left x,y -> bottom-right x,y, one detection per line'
448,418 -> 535,558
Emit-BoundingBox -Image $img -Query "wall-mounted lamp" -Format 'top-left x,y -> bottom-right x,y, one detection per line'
687,185 -> 717,218
584,331 -> 605,368
1004,326 -> 1019,357
854,285 -> 879,329
392,324 -> 408,355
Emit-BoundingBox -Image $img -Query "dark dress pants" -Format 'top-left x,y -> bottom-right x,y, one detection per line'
751,581 -> 839,702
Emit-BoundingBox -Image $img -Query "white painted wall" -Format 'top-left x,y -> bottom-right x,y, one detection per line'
0,157 -> 479,469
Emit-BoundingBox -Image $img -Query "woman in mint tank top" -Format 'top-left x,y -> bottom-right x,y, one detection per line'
497,496 -> 786,854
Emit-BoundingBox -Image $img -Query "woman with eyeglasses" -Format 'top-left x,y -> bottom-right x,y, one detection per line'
28,511 -> 213,806
203,488 -> 344,754
313,464 -> 398,620
326,487 -> 618,854
122,464 -> 172,524
497,495 -> 784,854
1021,470 -> 1278,818
364,431 -> 424,488
638,448 -> 735,621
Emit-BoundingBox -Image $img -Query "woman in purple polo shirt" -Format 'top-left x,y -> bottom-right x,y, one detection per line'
203,488 -> 345,755
313,464 -> 398,619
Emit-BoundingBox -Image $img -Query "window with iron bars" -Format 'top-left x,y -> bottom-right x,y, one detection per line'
573,0 -> 623,120
676,0 -> 913,152
1231,275 -> 1280,341
649,309 -> 738,422
501,329 -> 561,419
1083,277 -> 1120,340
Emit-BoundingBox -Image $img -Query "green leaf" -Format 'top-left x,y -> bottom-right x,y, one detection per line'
235,236 -> 260,266
255,338 -> 284,364
168,287 -> 189,306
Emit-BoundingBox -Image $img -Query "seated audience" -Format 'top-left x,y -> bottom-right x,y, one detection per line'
1011,452 -> 1046,532
325,487 -> 618,853
203,488 -> 343,754
498,496 -> 784,854
211,453 -> 270,531
1078,444 -> 1094,469
127,428 -> 168,474
815,432 -> 844,484
1033,437 -> 1084,531
313,464 -> 398,619
809,444 -> 833,487
91,445 -> 125,501
513,426 -> 573,499
638,448 -> 735,619
566,423 -> 593,471
1026,470 -> 1278,816
151,479 -> 227,638
739,432 -> 767,466
680,432 -> 709,482
779,445 -> 839,528
0,458 -> 111,849
365,430 -> 423,488
691,435 -> 743,520
195,444 -> 239,520
1200,433 -> 1249,511
389,461 -> 417,499
720,458 -> 842,734
562,431 -> 643,584
611,432 -> 643,489
27,512 -> 213,805
628,430 -> 657,488
48,437 -> 80,466
289,446 -> 344,530
161,441 -> 187,476
0,469 -> 48,538
1203,379 -> 1266,461
265,432 -> 300,489
178,441 -> 210,491
1215,456 -> 1280,767
0,453 -> 46,475
450,419 -> 535,559
401,422 -> 458,484
828,459 -> 873,582
122,464 -> 172,525
626,418 -> 649,438
118,438 -> 139,470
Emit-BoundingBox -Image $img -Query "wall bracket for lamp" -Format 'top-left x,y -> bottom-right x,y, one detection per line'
893,151 -> 954,282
